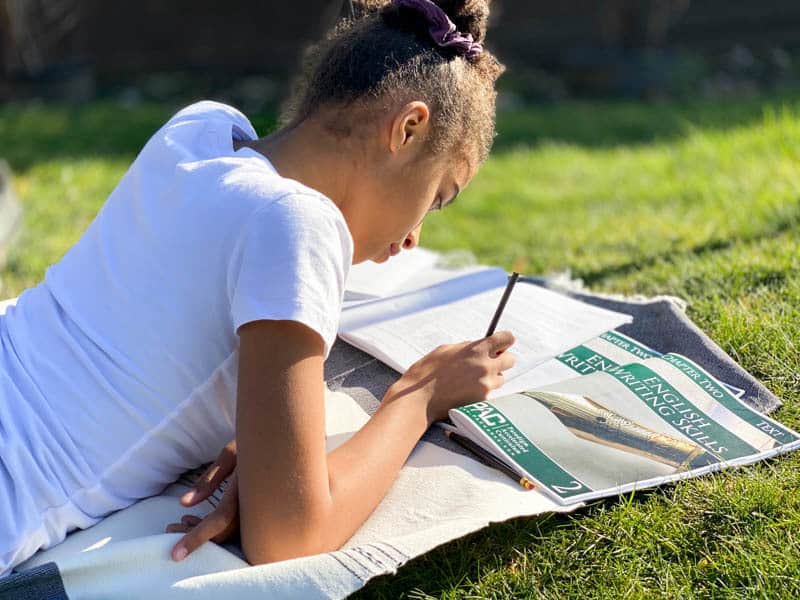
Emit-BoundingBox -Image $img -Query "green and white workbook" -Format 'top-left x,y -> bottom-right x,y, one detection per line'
448,332 -> 799,505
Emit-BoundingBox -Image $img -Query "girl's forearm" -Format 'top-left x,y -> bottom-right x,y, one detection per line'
321,382 -> 432,549
235,325 -> 512,565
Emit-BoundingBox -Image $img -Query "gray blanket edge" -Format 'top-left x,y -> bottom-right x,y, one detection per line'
523,276 -> 781,414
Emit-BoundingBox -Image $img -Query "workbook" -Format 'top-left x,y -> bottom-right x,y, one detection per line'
446,342 -> 800,504
338,268 -> 634,398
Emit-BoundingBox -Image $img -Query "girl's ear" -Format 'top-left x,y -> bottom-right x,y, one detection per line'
389,101 -> 431,154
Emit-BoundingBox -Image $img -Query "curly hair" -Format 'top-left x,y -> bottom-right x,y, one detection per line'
280,0 -> 505,165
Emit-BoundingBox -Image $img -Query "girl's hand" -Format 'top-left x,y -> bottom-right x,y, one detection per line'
165,439 -> 238,561
387,330 -> 516,423
167,472 -> 240,561
177,439 -> 237,507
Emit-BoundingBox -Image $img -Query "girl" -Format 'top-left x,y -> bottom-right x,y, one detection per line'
0,0 -> 514,574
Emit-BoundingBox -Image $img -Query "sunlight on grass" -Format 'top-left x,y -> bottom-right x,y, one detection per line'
422,102 -> 800,278
1,158 -> 130,295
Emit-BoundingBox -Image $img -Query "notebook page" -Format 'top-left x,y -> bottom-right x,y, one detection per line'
339,268 -> 508,333
339,280 -> 633,381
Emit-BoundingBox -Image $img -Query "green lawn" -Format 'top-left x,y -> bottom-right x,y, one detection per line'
1,93 -> 799,598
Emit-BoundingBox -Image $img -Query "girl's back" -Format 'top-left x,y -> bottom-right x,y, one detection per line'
0,101 -> 352,575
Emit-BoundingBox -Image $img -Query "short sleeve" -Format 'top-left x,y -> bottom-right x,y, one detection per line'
167,100 -> 258,140
227,194 -> 353,357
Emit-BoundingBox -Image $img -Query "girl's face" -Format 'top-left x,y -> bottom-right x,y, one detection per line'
346,102 -> 476,264
366,154 -> 472,264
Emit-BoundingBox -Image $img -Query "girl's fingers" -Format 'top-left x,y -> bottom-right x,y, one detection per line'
165,522 -> 191,534
486,330 -> 515,355
171,511 -> 230,562
496,351 -> 516,372
490,372 -> 505,389
166,515 -> 202,534
181,443 -> 237,506
180,464 -> 220,506
209,518 -> 238,544
172,474 -> 239,562
181,514 -> 202,526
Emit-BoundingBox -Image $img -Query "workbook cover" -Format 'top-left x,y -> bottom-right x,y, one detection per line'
449,352 -> 799,505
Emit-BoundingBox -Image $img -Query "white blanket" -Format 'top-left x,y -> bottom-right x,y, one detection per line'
18,389 -> 577,599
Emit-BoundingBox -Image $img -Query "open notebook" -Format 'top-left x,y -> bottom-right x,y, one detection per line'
339,267 -> 633,398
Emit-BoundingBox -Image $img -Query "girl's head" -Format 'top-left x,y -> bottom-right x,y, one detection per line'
281,0 -> 504,263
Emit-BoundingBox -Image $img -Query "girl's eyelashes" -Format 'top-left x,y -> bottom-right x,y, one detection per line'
430,185 -> 460,212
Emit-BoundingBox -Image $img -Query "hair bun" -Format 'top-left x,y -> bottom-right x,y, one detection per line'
434,0 -> 489,43
377,0 -> 490,46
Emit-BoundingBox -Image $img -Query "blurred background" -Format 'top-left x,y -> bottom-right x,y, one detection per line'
2,0 -> 800,108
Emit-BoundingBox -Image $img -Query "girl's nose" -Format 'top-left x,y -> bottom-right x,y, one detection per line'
403,223 -> 423,250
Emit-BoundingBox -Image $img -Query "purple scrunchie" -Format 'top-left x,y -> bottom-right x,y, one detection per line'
394,0 -> 483,59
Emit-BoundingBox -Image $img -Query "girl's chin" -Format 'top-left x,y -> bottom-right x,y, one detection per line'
371,248 -> 393,264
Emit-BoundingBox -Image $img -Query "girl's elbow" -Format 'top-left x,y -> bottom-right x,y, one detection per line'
242,537 -> 324,566
240,514 -> 335,566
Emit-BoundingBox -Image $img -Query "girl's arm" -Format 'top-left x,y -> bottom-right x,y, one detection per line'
235,317 -> 336,563
179,318 -> 514,565
238,318 -> 416,563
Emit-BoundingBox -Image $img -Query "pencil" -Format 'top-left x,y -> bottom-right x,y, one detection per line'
444,429 -> 535,491
485,272 -> 520,337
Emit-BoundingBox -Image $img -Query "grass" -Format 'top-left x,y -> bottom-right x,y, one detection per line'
1,92 -> 799,598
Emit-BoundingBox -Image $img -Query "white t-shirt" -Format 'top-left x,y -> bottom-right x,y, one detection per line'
0,101 -> 353,575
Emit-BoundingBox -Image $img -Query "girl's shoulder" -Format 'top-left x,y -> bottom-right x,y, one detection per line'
165,100 -> 256,138
133,100 -> 258,179
148,100 -> 353,250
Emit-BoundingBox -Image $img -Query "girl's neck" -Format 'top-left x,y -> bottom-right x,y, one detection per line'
246,118 -> 358,213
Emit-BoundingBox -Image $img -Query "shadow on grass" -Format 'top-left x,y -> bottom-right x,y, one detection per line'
351,512 -> 573,599
575,202 -> 800,286
352,489 -> 664,599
